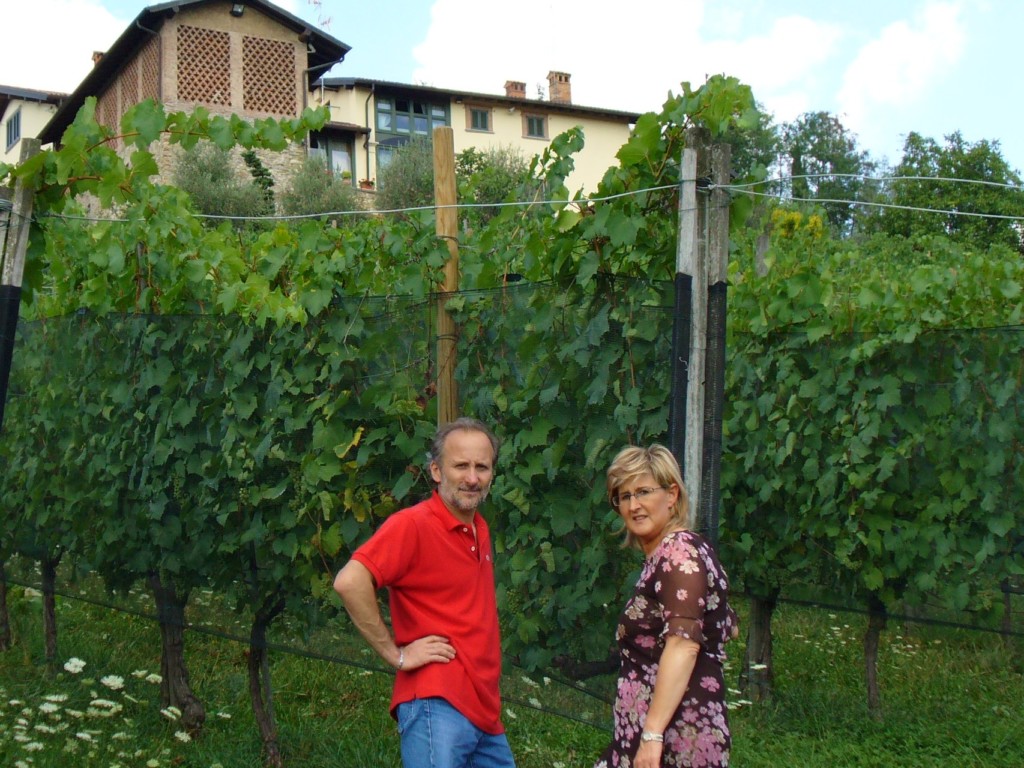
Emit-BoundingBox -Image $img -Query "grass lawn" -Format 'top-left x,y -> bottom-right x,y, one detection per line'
0,579 -> 1021,767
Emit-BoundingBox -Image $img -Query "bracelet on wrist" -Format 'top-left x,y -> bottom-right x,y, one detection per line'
640,731 -> 664,743
397,647 -> 405,670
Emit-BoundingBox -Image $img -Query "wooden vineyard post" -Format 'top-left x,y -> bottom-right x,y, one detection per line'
0,138 -> 40,432
432,127 -> 460,426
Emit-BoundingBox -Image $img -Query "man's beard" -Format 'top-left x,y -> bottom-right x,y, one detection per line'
439,479 -> 489,513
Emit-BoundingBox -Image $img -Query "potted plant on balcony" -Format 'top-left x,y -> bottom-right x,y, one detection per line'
358,178 -> 374,190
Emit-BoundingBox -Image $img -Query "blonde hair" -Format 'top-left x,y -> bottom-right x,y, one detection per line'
606,444 -> 691,550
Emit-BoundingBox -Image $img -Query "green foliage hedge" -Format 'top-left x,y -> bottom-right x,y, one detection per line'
0,78 -> 1021,749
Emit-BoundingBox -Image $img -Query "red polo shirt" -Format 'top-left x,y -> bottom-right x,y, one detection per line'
351,491 -> 505,734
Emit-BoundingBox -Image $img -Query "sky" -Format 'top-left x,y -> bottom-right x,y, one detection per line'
3,0 -> 1022,174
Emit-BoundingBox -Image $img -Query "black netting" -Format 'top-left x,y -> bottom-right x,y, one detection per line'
1,279 -> 1022,735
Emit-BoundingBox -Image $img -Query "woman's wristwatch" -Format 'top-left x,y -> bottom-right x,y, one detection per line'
640,731 -> 664,743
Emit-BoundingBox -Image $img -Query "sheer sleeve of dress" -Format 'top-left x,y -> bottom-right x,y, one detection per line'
656,535 -> 709,645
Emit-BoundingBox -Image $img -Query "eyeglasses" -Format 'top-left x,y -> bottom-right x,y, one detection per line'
612,486 -> 667,507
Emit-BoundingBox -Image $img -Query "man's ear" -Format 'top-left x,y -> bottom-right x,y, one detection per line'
429,462 -> 442,483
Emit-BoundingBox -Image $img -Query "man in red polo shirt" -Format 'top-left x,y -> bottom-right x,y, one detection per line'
334,417 -> 516,768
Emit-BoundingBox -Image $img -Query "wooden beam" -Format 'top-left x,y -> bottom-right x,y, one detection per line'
432,127 -> 459,426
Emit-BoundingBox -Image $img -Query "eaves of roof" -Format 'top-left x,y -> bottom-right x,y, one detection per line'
324,120 -> 370,134
318,77 -> 642,123
39,0 -> 351,146
0,85 -> 67,125
0,84 -> 68,104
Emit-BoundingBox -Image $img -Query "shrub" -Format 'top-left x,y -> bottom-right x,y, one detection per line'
278,156 -> 360,219
375,137 -> 435,214
457,145 -> 533,229
376,139 -> 533,228
172,142 -> 273,223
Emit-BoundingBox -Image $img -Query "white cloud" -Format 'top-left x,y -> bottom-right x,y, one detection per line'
0,0 -> 126,93
413,0 -> 844,118
697,14 -> 843,124
412,0 -> 705,111
838,1 -> 967,138
701,16 -> 843,93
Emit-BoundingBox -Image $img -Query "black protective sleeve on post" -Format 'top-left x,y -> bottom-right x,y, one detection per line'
667,271 -> 692,475
0,283 -> 23,432
700,280 -> 728,547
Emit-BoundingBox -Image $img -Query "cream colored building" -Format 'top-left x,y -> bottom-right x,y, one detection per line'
2,86 -> 65,166
311,73 -> 638,193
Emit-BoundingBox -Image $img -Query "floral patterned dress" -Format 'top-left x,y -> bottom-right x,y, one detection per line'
595,530 -> 737,768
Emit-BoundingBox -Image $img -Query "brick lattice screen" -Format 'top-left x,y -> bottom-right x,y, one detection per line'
139,37 -> 161,103
121,57 -> 141,111
242,36 -> 296,115
177,25 -> 231,106
96,89 -> 120,149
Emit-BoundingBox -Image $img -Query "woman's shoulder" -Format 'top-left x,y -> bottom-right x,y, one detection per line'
656,529 -> 702,558
660,530 -> 723,565
666,528 -> 708,549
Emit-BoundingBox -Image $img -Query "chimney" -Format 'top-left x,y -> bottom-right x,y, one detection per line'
504,80 -> 526,100
547,71 -> 571,104
92,51 -> 105,67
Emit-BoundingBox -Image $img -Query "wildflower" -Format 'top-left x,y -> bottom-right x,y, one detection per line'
24,741 -> 44,752
145,673 -> 163,684
215,711 -> 232,719
76,731 -> 95,742
160,706 -> 182,721
39,701 -> 61,713
521,675 -> 540,688
505,707 -> 518,719
146,760 -> 160,768
750,663 -> 768,671
174,730 -> 192,743
64,657 -> 87,674
528,697 -> 542,708
101,675 -> 125,691
87,699 -> 123,717
44,694 -> 69,703
132,670 -> 149,679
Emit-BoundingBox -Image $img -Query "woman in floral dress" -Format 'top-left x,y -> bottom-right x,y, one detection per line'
595,444 -> 738,768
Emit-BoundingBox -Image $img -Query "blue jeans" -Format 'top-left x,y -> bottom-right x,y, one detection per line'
396,697 -> 516,768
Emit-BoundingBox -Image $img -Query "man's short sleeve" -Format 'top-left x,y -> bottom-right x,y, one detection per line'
351,508 -> 420,589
